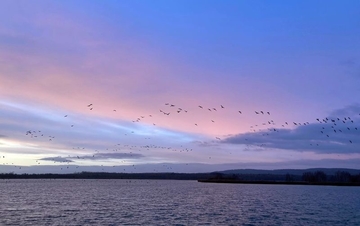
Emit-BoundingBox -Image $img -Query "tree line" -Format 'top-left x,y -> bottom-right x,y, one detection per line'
1,170 -> 360,184
299,170 -> 360,183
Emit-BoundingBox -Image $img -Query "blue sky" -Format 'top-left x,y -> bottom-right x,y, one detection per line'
1,0 -> 360,173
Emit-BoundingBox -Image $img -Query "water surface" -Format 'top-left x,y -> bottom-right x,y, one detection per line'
1,179 -> 359,225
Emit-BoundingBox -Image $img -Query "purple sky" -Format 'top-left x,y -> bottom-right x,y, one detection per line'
1,0 -> 360,173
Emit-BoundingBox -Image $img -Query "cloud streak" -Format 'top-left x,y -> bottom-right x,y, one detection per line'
71,152 -> 145,160
40,157 -> 73,163
224,105 -> 360,154
39,153 -> 144,163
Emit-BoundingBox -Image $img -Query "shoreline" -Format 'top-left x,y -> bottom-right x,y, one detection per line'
197,179 -> 360,186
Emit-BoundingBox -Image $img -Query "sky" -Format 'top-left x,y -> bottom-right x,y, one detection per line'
1,0 -> 360,173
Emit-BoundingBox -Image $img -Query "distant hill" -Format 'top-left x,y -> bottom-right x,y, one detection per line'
216,168 -> 360,176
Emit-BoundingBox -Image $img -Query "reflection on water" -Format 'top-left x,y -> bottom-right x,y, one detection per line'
1,179 -> 359,225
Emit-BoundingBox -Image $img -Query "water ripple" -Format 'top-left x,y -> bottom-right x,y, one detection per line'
0,180 -> 359,225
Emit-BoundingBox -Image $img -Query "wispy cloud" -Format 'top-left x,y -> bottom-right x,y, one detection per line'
71,152 -> 145,160
0,100 -> 198,154
39,153 -> 145,163
40,157 -> 73,163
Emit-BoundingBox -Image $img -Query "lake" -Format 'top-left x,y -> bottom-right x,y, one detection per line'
0,179 -> 359,225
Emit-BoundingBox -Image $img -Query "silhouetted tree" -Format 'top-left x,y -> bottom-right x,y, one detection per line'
302,172 -> 315,182
302,171 -> 327,183
285,173 -> 294,182
211,172 -> 224,179
334,171 -> 351,183
314,171 -> 327,182
351,174 -> 360,183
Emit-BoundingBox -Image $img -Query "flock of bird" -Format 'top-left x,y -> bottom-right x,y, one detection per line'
1,101 -> 359,173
